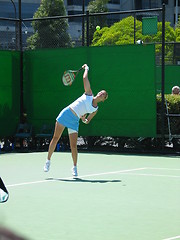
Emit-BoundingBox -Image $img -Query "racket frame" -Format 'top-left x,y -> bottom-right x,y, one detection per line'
62,67 -> 83,86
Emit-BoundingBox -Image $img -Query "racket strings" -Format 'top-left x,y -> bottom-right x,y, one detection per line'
63,71 -> 75,86
64,72 -> 71,84
62,69 -> 81,86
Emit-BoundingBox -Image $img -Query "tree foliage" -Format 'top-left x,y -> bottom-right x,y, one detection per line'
92,16 -> 176,62
87,0 -> 109,44
92,16 -> 176,46
27,0 -> 72,49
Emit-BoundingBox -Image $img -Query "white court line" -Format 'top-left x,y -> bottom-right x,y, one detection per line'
7,167 -> 147,188
148,168 -> 180,171
121,173 -> 180,178
163,235 -> 180,240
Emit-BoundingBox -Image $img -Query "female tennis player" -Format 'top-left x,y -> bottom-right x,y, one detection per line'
44,64 -> 108,177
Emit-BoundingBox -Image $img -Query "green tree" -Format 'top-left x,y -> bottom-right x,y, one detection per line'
144,21 -> 175,62
87,0 -> 109,44
92,16 -> 176,63
92,16 -> 141,46
92,16 -> 175,46
27,0 -> 72,49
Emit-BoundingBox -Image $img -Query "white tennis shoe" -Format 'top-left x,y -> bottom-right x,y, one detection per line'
44,160 -> 50,172
72,166 -> 78,177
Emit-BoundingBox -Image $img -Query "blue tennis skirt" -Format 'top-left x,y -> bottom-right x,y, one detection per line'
56,106 -> 80,132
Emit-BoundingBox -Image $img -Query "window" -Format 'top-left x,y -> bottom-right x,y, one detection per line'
108,0 -> 120,3
135,0 -> 142,9
174,13 -> 180,24
142,0 -> 149,8
67,0 -> 82,5
142,0 -> 158,9
161,0 -> 168,4
68,11 -> 82,22
174,0 -> 180,6
151,0 -> 158,8
67,0 -> 91,6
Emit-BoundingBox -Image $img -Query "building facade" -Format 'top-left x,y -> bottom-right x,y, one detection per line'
0,0 -> 179,25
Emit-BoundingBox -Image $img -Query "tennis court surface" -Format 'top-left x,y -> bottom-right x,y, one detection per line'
0,152 -> 180,240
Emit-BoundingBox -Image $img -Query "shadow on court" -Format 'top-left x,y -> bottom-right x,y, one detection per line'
46,177 -> 121,184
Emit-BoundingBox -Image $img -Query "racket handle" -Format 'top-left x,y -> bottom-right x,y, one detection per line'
78,67 -> 83,72
82,119 -> 88,124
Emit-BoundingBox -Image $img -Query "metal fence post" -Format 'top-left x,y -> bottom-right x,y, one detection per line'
82,0 -> 85,46
10,0 -> 18,50
86,11 -> 89,47
18,0 -> 24,123
134,12 -> 136,44
161,3 -> 166,150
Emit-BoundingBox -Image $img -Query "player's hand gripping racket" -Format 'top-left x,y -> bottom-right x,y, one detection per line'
62,67 -> 83,86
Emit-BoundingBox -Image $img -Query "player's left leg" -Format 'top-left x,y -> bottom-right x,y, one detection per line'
68,131 -> 78,176
44,121 -> 65,172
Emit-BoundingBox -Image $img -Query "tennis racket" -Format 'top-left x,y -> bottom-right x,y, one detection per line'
62,67 -> 83,86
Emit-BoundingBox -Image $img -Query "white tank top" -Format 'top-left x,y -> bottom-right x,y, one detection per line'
69,93 -> 98,118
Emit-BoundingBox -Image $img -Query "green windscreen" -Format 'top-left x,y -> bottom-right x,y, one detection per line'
0,51 -> 20,138
156,65 -> 180,94
24,44 -> 156,137
142,17 -> 158,35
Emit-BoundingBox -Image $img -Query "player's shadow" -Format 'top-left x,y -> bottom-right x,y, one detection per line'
46,177 -> 121,184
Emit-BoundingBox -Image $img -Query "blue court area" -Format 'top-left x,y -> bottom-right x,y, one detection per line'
0,152 -> 180,240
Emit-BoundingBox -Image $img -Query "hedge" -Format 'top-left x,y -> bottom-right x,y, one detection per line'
157,94 -> 180,135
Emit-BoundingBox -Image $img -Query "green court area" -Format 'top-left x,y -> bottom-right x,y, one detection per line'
0,152 -> 180,240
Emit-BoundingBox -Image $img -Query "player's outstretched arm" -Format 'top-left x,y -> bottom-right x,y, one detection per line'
82,110 -> 98,124
82,64 -> 92,95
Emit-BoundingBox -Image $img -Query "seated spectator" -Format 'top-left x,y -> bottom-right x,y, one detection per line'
172,86 -> 180,95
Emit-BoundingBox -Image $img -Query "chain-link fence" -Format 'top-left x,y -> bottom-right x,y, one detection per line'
1,7 -> 179,65
0,7 -> 177,64
0,19 -> 19,50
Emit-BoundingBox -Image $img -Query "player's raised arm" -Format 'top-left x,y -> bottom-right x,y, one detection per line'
82,64 -> 92,95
